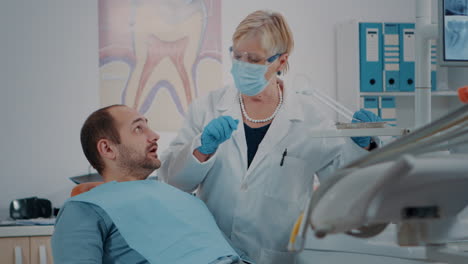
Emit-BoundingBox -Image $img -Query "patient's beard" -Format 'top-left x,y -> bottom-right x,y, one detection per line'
116,144 -> 160,180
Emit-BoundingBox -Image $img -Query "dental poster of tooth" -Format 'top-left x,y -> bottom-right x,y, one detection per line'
98,0 -> 222,131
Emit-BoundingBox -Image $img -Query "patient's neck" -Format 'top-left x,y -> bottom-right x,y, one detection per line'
102,168 -> 150,182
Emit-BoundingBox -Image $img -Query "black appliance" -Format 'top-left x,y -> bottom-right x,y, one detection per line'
9,197 -> 52,220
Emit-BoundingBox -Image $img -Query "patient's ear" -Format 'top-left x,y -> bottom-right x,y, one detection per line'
97,139 -> 116,161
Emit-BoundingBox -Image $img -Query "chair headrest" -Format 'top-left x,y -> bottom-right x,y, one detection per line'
70,182 -> 104,197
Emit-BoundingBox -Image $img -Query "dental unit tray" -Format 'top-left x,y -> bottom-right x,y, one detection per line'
335,122 -> 387,129
308,125 -> 411,138
297,85 -> 411,137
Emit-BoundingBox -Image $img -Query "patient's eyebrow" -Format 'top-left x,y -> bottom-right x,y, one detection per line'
131,117 -> 148,125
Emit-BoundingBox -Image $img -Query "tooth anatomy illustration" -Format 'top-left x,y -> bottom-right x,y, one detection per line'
134,35 -> 191,110
98,0 -> 222,131
191,0 -> 222,98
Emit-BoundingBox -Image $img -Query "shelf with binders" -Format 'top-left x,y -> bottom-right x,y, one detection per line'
336,20 -> 463,127
359,92 -> 461,129
360,91 -> 458,97
360,96 -> 398,126
359,23 -> 441,93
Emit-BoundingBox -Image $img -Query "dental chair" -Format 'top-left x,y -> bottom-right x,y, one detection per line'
290,91 -> 468,264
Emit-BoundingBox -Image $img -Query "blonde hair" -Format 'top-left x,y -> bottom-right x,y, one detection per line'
233,10 -> 294,73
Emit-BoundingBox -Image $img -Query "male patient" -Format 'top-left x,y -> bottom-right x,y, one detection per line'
51,105 -> 246,264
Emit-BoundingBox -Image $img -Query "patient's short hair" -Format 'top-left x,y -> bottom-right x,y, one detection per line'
80,105 -> 123,174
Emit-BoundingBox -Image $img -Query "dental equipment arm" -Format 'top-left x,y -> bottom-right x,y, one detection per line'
289,102 -> 468,263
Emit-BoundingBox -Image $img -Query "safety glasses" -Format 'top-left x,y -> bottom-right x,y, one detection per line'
229,46 -> 281,65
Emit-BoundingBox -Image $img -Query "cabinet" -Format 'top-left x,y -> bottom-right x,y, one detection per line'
0,237 -> 30,264
0,226 -> 54,264
30,236 -> 53,264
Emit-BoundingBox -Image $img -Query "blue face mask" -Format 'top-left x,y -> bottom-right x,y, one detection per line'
230,59 -> 271,96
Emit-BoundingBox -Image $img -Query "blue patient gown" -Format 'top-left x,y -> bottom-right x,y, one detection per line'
52,180 -> 240,264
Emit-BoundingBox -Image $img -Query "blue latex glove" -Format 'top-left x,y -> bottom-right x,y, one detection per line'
351,109 -> 382,148
198,116 -> 239,154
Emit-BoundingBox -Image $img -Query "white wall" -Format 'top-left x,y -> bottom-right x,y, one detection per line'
0,0 -> 99,218
0,0 -> 465,220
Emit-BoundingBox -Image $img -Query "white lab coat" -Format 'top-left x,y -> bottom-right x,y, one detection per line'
159,85 -> 428,264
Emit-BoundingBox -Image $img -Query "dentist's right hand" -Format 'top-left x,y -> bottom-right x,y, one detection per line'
197,116 -> 239,155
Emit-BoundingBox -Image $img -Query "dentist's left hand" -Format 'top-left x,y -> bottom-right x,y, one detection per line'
351,109 -> 382,148
197,116 -> 239,155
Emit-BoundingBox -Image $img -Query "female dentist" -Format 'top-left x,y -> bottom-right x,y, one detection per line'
160,10 -> 377,264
